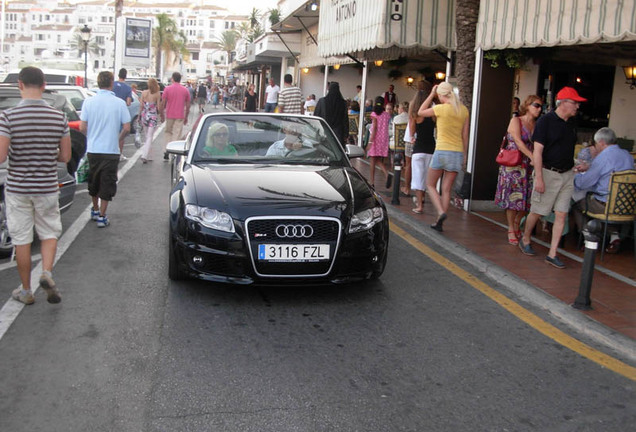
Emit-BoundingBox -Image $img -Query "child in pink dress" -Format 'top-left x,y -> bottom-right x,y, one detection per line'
367,97 -> 392,187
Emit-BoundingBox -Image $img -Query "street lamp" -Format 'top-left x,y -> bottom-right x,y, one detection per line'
80,25 -> 91,88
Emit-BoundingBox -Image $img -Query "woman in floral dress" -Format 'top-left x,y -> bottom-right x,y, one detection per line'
494,95 -> 543,244
138,78 -> 162,163
367,96 -> 392,187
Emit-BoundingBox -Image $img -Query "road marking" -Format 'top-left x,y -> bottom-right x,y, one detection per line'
0,123 -> 166,341
390,221 -> 636,381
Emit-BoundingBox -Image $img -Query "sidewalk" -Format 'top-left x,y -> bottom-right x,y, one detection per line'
350,158 -> 636,351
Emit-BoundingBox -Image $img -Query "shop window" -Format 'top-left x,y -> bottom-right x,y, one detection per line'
538,62 -> 614,131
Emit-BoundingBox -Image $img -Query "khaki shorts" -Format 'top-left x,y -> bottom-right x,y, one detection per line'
5,192 -> 61,245
530,168 -> 574,216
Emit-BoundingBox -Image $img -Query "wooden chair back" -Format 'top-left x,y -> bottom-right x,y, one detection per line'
393,123 -> 407,152
586,170 -> 636,222
348,114 -> 359,138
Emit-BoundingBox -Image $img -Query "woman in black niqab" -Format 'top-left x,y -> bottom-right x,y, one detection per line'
313,82 -> 349,144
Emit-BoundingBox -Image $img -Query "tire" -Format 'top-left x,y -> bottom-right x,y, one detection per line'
168,234 -> 187,281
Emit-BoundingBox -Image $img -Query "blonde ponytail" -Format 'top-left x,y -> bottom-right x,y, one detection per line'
436,82 -> 463,114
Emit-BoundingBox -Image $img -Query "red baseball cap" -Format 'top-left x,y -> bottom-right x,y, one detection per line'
556,86 -> 587,102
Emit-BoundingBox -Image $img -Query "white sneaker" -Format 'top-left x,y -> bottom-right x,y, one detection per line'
40,272 -> 61,304
12,288 -> 35,305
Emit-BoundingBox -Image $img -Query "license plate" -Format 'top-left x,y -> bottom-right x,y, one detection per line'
258,244 -> 330,262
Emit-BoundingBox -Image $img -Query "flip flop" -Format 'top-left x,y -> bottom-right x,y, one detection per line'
412,208 -> 423,214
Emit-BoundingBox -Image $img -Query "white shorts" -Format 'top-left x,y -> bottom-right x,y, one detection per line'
411,153 -> 433,191
5,192 -> 62,245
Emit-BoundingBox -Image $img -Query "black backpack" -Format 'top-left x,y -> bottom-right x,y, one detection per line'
197,85 -> 207,99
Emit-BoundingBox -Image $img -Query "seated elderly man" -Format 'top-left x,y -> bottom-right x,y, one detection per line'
572,127 -> 635,253
266,124 -> 313,157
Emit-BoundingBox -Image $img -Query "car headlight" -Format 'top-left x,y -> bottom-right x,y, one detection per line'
349,207 -> 384,233
185,204 -> 235,233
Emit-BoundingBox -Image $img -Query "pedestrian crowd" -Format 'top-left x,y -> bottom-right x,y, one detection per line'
2,65 -> 633,308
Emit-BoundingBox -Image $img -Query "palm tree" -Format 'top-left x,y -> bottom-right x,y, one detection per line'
249,8 -> 260,29
69,27 -> 101,57
454,0 -> 480,110
268,8 -> 281,27
152,13 -> 188,79
216,30 -> 239,65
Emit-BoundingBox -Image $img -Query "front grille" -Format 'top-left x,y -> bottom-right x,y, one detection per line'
245,216 -> 341,277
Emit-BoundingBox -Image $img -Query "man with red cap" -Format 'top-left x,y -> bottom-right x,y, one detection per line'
519,86 -> 587,269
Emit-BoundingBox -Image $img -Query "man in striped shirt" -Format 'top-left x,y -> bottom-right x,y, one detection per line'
277,74 -> 303,114
0,66 -> 71,305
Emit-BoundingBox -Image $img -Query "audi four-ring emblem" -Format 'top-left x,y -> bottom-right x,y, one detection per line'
275,224 -> 314,238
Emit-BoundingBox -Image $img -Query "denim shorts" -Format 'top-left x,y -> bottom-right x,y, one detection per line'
430,150 -> 463,172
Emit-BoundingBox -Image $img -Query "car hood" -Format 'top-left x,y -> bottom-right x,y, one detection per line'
188,164 -> 378,220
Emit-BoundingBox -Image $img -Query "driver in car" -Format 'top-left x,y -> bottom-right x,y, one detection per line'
266,125 -> 313,157
201,123 -> 238,157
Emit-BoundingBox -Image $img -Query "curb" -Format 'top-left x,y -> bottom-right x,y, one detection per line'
386,205 -> 636,364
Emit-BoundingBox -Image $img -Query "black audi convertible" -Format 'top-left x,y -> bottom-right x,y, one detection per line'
166,113 -> 389,285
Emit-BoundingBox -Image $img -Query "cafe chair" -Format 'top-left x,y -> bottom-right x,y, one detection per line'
393,123 -> 407,153
347,114 -> 359,144
581,169 -> 636,261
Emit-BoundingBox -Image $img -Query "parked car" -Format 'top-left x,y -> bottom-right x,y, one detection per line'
126,78 -> 165,95
0,85 -> 87,257
166,113 -> 389,284
4,68 -> 87,86
46,84 -> 95,115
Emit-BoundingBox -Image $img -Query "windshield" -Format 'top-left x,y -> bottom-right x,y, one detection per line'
0,93 -> 79,121
53,89 -> 85,111
192,115 -> 349,166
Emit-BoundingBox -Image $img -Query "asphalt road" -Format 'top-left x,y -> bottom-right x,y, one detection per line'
0,122 -> 634,431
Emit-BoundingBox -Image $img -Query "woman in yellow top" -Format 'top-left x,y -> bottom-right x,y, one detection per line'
418,82 -> 469,232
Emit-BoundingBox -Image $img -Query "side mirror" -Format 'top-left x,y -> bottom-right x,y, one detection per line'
345,144 -> 365,159
166,140 -> 188,156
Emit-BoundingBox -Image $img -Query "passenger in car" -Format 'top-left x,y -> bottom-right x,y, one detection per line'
201,123 -> 237,157
266,125 -> 314,156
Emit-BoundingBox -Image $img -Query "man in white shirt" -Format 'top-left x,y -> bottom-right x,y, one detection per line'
303,94 -> 317,115
264,78 -> 280,113
266,126 -> 313,156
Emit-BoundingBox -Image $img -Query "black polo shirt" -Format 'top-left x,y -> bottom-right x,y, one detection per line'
532,110 -> 577,171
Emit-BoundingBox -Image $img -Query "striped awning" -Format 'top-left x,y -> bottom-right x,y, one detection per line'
476,0 -> 636,50
317,0 -> 456,58
300,23 -> 353,68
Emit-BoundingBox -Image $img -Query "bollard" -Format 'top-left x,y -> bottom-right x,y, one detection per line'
391,152 -> 403,205
573,220 -> 601,310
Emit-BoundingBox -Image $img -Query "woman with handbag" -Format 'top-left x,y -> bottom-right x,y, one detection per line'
494,95 -> 542,244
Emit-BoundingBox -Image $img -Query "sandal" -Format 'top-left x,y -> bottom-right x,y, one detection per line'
508,231 -> 519,245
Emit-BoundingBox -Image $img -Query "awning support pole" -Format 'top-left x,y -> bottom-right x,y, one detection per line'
465,47 -> 484,211
357,60 -> 368,147
296,16 -> 365,68
272,30 -> 300,64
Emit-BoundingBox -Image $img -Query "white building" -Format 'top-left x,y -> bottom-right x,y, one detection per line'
0,0 -> 248,82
